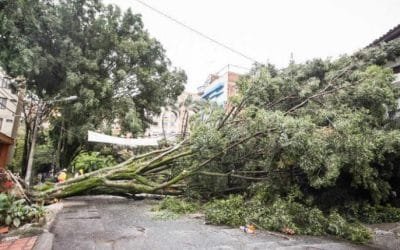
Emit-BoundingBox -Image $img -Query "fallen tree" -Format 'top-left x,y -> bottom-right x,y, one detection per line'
31,39 -> 400,215
32,144 -> 191,200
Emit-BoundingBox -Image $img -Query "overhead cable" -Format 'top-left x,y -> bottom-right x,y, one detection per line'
132,0 -> 261,64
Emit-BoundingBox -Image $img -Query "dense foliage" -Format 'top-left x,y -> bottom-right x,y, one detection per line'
169,39 -> 400,242
204,193 -> 371,243
71,151 -> 116,173
186,39 -> 400,208
0,0 -> 186,171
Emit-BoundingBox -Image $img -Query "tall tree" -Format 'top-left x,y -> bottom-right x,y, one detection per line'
0,0 -> 186,171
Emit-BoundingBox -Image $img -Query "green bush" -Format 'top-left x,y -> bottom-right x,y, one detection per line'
71,151 -> 116,173
154,197 -> 200,215
0,194 -> 45,228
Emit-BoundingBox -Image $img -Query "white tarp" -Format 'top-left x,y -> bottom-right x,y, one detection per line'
88,131 -> 160,147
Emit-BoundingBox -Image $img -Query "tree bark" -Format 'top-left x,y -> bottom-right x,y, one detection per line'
30,145 -> 192,201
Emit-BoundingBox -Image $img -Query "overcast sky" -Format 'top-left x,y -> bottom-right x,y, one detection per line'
105,0 -> 400,92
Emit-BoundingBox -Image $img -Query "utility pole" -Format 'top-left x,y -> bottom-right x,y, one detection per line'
24,100 -> 41,187
7,78 -> 26,165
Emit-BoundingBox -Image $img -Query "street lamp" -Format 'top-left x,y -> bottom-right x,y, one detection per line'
24,95 -> 78,187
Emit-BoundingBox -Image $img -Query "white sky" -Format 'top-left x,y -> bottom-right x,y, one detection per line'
105,0 -> 400,92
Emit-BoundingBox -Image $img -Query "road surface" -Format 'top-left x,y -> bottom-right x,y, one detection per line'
50,196 -> 372,250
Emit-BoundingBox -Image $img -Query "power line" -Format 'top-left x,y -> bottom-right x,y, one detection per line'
214,64 -> 251,76
132,0 -> 261,64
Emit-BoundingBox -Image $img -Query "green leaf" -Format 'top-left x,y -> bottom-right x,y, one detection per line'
13,217 -> 21,228
5,215 -> 12,225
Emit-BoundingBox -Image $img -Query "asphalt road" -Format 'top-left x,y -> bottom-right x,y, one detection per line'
50,196 -> 370,250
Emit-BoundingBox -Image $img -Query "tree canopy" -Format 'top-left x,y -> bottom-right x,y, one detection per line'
0,0 -> 186,168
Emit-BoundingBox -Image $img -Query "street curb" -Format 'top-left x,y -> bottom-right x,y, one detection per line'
33,232 -> 54,250
33,202 -> 63,250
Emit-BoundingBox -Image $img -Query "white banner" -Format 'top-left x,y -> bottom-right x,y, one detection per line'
88,131 -> 160,147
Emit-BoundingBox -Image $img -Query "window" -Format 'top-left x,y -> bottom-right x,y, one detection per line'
0,78 -> 8,88
0,98 -> 6,109
6,119 -> 12,123
0,118 -> 3,130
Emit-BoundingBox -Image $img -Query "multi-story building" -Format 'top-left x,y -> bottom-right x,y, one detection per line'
0,69 -> 18,168
0,70 -> 18,137
197,65 -> 242,109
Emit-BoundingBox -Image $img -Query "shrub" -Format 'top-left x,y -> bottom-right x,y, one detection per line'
0,194 -> 45,228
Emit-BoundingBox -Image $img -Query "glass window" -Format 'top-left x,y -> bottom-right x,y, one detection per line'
0,78 -> 8,88
0,97 -> 7,109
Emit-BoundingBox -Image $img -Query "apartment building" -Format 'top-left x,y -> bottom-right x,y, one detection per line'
197,65 -> 245,110
0,70 -> 18,137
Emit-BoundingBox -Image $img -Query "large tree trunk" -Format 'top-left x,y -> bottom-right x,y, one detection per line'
31,141 -> 193,201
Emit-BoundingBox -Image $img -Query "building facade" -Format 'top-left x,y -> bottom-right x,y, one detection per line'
0,70 -> 18,137
198,70 -> 240,108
